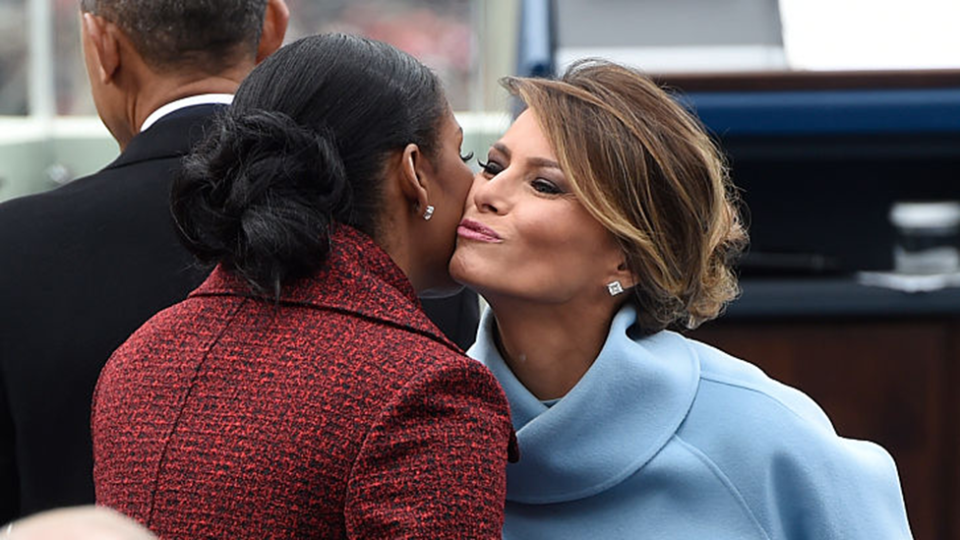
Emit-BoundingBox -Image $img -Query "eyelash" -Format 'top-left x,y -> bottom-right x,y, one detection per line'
478,159 -> 563,195
460,151 -> 474,163
477,159 -> 501,175
532,179 -> 563,195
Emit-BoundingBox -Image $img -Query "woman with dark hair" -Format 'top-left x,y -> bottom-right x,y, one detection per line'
92,34 -> 515,539
451,59 -> 913,539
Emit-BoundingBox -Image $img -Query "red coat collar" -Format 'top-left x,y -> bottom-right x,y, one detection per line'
190,225 -> 461,352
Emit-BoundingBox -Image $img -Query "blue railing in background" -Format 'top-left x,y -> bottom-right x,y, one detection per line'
679,87 -> 960,136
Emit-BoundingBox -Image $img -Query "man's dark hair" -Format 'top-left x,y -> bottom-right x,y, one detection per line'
79,0 -> 268,73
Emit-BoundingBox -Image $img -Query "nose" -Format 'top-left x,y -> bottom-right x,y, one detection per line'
470,171 -> 507,215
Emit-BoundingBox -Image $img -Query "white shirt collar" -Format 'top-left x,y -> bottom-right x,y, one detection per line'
139,93 -> 234,133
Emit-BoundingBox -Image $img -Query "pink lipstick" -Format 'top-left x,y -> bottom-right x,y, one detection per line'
458,219 -> 502,243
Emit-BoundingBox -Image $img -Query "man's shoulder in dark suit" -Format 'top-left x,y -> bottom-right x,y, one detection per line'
0,105 -> 219,520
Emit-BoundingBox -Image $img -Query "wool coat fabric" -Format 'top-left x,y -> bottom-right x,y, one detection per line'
92,226 -> 515,539
470,304 -> 913,540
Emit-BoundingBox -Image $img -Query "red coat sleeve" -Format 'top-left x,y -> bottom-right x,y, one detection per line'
344,356 -> 514,539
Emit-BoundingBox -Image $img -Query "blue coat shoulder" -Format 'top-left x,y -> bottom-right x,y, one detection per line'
677,338 -> 913,539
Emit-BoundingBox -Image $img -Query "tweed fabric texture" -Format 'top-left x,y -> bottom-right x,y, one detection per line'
92,225 -> 515,539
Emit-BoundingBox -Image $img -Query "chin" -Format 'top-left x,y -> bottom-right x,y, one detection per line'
448,253 -> 475,289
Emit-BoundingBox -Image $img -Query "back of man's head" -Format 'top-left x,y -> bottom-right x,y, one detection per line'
79,0 -> 269,74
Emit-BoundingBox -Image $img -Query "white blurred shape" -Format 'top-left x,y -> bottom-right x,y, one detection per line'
779,0 -> 960,70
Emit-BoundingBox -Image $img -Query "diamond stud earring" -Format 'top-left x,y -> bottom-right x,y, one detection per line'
607,281 -> 624,296
423,205 -> 435,221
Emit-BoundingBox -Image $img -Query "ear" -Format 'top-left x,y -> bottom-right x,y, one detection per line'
82,13 -> 121,84
607,254 -> 637,294
398,143 -> 430,217
256,0 -> 290,63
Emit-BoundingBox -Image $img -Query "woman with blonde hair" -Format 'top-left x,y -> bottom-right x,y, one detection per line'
451,59 -> 912,539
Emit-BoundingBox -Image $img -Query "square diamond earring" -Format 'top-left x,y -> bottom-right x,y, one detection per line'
607,281 -> 624,296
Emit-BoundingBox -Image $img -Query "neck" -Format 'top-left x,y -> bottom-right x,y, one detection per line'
374,179 -> 438,295
117,64 -> 252,150
486,295 -> 619,400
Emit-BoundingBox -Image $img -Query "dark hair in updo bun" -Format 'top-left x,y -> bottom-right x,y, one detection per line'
172,33 -> 448,295
173,109 -> 348,293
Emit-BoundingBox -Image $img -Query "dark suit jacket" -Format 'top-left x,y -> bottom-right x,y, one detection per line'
93,225 -> 511,538
0,104 -> 479,520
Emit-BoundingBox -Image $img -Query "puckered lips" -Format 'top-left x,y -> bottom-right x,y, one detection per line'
457,218 -> 503,243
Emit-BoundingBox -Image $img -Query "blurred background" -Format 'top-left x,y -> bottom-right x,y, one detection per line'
1,0 -> 960,537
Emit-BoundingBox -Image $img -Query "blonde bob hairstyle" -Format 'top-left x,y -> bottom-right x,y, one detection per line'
503,59 -> 747,333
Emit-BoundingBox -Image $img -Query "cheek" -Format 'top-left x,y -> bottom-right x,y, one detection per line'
514,218 -> 600,293
429,161 -> 473,266
453,163 -> 474,206
438,160 -> 474,216
463,174 -> 486,208
452,206 -> 614,303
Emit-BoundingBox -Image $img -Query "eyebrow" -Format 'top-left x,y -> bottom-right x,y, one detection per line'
492,142 -> 562,170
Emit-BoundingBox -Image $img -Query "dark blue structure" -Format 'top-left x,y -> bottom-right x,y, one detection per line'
677,81 -> 960,275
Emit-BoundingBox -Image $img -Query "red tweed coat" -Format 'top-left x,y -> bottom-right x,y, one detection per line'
92,226 -> 516,539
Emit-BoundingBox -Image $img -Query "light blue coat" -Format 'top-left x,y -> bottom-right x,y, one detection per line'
469,304 -> 913,539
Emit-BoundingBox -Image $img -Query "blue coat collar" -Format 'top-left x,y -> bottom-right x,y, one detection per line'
470,304 -> 701,504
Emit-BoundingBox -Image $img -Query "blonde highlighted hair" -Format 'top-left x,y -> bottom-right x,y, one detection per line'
504,59 -> 747,333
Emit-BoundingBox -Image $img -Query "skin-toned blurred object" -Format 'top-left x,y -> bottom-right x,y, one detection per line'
4,506 -> 155,540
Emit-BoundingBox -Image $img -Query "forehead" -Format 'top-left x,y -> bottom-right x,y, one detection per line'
499,109 -> 556,159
